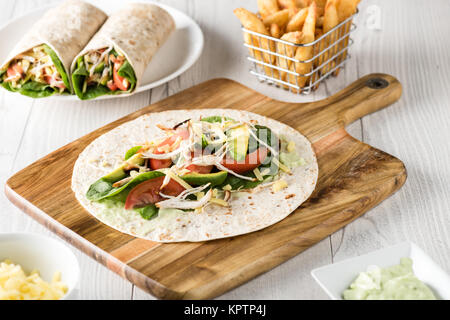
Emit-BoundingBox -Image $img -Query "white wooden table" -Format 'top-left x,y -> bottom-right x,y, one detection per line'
1,0 -> 449,300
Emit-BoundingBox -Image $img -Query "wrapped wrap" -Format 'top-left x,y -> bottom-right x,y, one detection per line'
71,3 -> 175,100
0,0 -> 107,97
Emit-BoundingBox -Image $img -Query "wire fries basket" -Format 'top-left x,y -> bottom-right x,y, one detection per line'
241,11 -> 358,94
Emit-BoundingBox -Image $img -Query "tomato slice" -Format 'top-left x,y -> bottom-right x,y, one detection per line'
220,147 -> 268,174
149,127 -> 190,170
7,63 -> 23,79
107,80 -> 118,91
113,64 -> 129,91
124,176 -> 185,210
43,75 -> 52,84
54,83 -> 66,89
149,158 -> 172,170
185,151 -> 213,173
185,164 -> 213,174
43,75 -> 66,89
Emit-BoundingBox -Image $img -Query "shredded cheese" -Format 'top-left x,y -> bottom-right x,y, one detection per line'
209,198 -> 229,207
0,260 -> 68,300
272,157 -> 291,174
272,179 -> 288,193
287,141 -> 296,153
222,184 -> 232,191
165,171 -> 193,190
253,167 -> 264,181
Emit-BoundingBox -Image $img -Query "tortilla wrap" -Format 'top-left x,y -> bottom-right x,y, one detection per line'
0,0 -> 107,96
70,3 -> 175,99
72,109 -> 318,242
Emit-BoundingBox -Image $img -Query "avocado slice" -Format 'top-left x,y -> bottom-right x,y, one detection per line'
124,146 -> 142,160
102,153 -> 144,183
226,124 -> 250,161
181,171 -> 228,187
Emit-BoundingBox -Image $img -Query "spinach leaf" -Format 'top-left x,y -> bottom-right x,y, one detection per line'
1,81 -> 16,92
72,60 -> 111,100
248,125 -> 278,154
118,61 -> 136,91
86,179 -> 114,201
72,62 -> 92,100
43,44 -> 70,93
1,76 -> 56,98
135,204 -> 159,220
221,174 -> 262,190
82,85 -> 111,100
19,81 -> 55,98
72,52 -> 137,100
86,171 -> 164,202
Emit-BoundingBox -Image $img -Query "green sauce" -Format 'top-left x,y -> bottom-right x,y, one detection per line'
342,258 -> 436,300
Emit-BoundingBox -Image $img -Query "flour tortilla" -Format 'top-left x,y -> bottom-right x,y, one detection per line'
70,3 -> 175,96
72,109 -> 318,242
1,0 -> 107,86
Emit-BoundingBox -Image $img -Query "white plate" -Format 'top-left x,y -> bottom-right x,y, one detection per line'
0,232 -> 80,300
311,241 -> 450,300
0,0 -> 204,100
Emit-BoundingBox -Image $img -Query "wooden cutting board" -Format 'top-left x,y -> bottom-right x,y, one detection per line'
5,73 -> 405,299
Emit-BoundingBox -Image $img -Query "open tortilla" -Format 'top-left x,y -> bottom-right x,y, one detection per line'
0,0 -> 107,97
70,3 -> 175,100
72,109 -> 318,242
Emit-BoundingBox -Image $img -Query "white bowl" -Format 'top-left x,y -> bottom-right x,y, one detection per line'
311,241 -> 450,300
0,233 -> 80,300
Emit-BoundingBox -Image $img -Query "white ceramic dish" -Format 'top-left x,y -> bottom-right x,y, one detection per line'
0,0 -> 204,100
311,241 -> 450,300
0,232 -> 80,300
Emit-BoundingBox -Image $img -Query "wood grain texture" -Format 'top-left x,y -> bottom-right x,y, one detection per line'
331,0 -> 450,276
5,73 -> 405,299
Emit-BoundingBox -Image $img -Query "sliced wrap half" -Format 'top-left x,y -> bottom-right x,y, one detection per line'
0,0 -> 107,98
71,3 -> 175,100
72,109 -> 319,242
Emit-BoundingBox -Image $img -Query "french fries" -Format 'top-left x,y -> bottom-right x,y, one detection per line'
234,0 -> 360,93
278,0 -> 298,10
263,9 -> 290,28
270,23 -> 282,38
337,0 -> 360,22
277,31 -> 303,87
257,0 -> 280,19
334,0 -> 360,75
234,8 -> 275,64
286,7 -> 308,32
320,0 -> 339,75
293,1 -> 316,90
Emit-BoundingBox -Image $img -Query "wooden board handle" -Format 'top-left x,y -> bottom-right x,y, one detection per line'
287,73 -> 402,141
328,73 -> 402,125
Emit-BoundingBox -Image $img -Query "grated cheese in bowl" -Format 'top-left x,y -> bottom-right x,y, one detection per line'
0,259 -> 67,300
